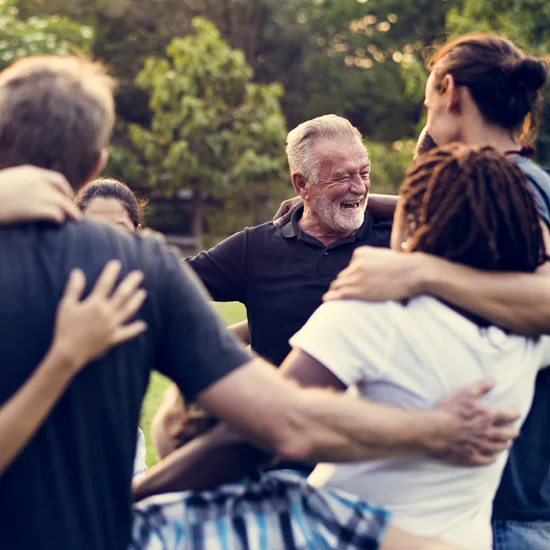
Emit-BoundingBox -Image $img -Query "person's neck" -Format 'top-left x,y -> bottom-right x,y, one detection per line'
460,124 -> 520,155
299,206 -> 358,247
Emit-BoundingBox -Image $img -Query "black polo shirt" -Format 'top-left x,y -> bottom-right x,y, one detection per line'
187,207 -> 391,366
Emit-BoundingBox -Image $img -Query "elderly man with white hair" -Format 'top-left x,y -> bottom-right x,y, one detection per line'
185,114 -> 389,368
150,115 -> 393,457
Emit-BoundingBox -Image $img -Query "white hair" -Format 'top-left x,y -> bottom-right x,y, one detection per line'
285,114 -> 364,183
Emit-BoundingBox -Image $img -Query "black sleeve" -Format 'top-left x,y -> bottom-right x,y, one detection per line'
155,247 -> 252,401
185,230 -> 247,303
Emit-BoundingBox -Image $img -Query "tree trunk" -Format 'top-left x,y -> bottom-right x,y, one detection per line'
192,190 -> 203,253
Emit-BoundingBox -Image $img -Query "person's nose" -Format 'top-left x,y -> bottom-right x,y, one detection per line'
349,174 -> 368,196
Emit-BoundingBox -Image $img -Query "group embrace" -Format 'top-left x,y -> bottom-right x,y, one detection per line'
1,32 -> 550,550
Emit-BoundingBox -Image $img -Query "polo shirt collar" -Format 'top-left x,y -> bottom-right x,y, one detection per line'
280,205 -> 374,242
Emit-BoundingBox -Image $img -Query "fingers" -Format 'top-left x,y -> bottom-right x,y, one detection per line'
32,196 -> 82,224
323,270 -> 362,301
44,169 -> 74,199
466,453 -> 496,467
488,406 -> 521,426
90,260 -> 122,299
471,434 -> 515,455
485,425 -> 520,442
56,196 -> 83,221
273,201 -> 292,223
462,378 -> 495,399
112,320 -> 148,345
60,268 -> 86,305
114,288 -> 148,325
110,270 -> 144,311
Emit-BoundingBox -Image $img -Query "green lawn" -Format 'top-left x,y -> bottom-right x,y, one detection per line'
140,302 -> 246,466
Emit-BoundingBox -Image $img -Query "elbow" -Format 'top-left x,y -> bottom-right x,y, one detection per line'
275,434 -> 313,463
271,400 -> 315,463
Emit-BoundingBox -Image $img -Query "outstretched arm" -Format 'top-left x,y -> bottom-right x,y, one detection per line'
0,261 -> 147,474
325,222 -> 550,336
133,350 -> 518,501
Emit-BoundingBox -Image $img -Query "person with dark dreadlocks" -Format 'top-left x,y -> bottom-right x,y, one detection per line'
129,144 -> 548,550
324,33 -> 550,549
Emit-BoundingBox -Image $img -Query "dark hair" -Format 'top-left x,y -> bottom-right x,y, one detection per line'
75,178 -> 146,228
428,34 -> 548,142
400,143 -> 545,275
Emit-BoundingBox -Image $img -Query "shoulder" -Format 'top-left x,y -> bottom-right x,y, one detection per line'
512,158 -> 550,224
511,157 -> 550,191
308,299 -> 404,335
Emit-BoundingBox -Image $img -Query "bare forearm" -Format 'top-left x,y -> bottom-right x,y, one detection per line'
295,389 -> 447,463
133,424 -> 270,501
0,346 -> 78,473
419,254 -> 550,335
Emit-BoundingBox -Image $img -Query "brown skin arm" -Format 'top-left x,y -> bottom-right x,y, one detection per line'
133,352 -> 344,500
133,350 -> 518,501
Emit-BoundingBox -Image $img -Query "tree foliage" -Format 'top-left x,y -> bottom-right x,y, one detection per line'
131,18 -> 288,248
4,0 -> 550,241
0,1 -> 93,69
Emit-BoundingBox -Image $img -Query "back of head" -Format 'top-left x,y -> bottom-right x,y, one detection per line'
428,33 -> 548,141
75,178 -> 144,228
0,56 -> 115,188
400,143 -> 545,273
286,114 -> 364,182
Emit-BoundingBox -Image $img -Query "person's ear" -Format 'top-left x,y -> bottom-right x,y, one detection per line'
291,172 -> 310,200
136,224 -> 142,233
86,149 -> 109,183
442,74 -> 461,114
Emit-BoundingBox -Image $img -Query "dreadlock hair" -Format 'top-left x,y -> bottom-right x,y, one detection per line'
400,143 -> 545,274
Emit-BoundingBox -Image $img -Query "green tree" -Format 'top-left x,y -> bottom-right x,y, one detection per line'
131,17 -> 288,250
0,2 -> 93,68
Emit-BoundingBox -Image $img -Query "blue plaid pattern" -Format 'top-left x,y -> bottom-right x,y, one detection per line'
130,470 -> 390,549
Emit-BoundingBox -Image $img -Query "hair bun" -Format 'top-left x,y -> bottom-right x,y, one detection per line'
512,58 -> 548,90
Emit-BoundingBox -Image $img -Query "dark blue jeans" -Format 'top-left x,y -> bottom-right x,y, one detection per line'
492,520 -> 550,549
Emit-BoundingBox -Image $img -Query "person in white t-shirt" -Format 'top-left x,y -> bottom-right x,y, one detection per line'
287,143 -> 550,550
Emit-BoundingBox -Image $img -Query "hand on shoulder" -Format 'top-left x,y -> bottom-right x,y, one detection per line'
0,165 -> 82,224
50,260 -> 148,374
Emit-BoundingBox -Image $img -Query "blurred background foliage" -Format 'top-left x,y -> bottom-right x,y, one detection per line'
4,0 -> 550,247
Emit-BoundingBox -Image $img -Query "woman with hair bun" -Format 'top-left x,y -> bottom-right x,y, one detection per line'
327,33 -> 550,550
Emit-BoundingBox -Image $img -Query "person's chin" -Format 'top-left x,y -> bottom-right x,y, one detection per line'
336,213 -> 364,232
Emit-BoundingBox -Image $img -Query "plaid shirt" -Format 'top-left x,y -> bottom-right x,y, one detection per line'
130,470 -> 390,549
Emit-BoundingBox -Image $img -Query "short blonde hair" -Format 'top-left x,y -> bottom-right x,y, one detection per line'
0,56 -> 115,188
286,114 -> 364,183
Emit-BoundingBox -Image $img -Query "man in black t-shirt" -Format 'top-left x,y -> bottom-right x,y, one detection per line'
0,56 -> 518,550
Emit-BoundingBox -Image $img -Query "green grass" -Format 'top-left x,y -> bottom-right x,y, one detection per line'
140,302 -> 246,466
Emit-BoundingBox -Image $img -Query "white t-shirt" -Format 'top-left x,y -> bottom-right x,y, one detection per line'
290,297 -> 550,550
